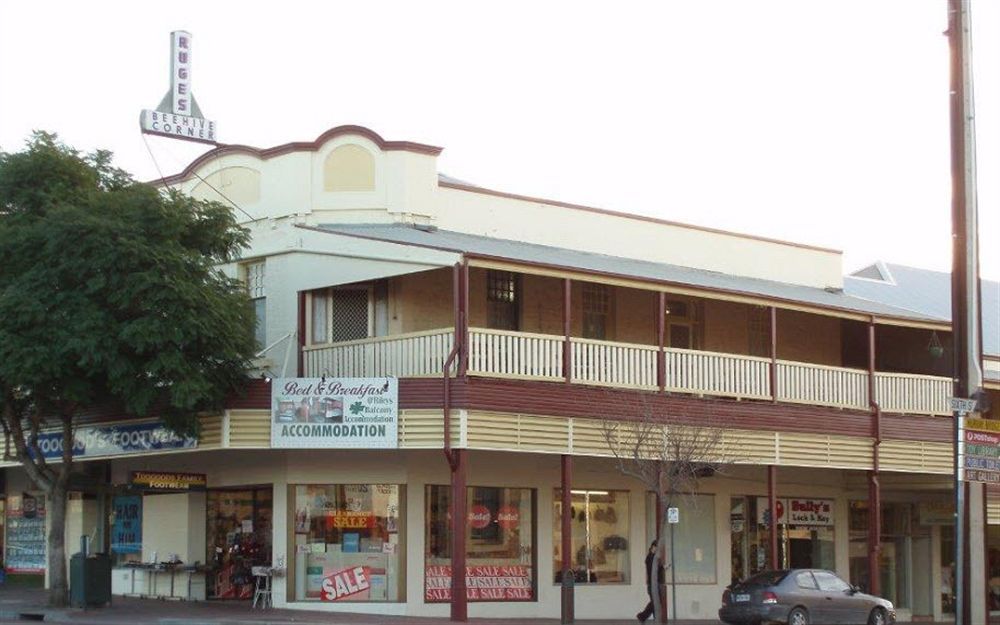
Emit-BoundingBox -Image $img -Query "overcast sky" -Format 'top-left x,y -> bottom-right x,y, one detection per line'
1,1 -> 997,279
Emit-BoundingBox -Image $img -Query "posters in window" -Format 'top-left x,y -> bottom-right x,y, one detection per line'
425,565 -> 533,601
112,496 -> 142,554
271,377 -> 397,449
5,494 -> 46,573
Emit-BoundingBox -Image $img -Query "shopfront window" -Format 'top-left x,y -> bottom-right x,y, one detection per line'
730,496 -> 833,583
849,500 -> 914,610
425,485 -> 535,602
646,493 -> 716,584
291,484 -> 403,602
553,489 -> 629,584
208,488 -> 273,599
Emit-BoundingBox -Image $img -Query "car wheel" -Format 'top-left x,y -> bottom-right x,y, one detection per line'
787,606 -> 809,625
868,607 -> 887,625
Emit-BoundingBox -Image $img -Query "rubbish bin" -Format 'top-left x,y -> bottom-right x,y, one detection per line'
70,549 -> 111,608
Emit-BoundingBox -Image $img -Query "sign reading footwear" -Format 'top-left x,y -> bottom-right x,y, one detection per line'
271,377 -> 398,449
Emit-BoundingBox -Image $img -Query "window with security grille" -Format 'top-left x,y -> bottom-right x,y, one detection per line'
245,261 -> 265,299
582,284 -> 611,340
487,270 -> 519,331
243,262 -> 266,349
330,289 -> 371,342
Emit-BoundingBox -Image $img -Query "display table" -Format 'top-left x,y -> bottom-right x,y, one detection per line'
111,564 -> 208,601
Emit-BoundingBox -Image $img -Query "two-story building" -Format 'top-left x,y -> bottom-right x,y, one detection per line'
3,125 -> 998,621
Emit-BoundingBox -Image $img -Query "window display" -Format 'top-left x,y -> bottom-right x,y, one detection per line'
647,493 -> 716,584
553,489 -> 629,584
208,488 -> 273,599
292,484 -> 403,602
5,494 -> 45,574
425,485 -> 534,602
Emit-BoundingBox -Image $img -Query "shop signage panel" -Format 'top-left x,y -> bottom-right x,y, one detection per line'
961,418 -> 1000,483
271,377 -> 398,449
424,564 -> 533,601
111,496 -> 143,553
5,493 -> 46,573
756,497 -> 834,526
34,421 -> 197,460
139,31 -> 218,144
130,471 -> 207,492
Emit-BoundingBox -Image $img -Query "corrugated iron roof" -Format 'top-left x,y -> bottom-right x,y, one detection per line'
317,224 -> 946,324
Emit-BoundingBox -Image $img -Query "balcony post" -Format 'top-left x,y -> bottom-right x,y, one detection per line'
450,448 -> 468,621
867,318 -> 876,406
657,292 -> 666,392
296,291 -> 306,377
868,470 -> 881,596
768,465 -> 780,569
459,261 -> 470,377
560,455 -> 574,623
769,307 -> 778,402
563,278 -> 572,383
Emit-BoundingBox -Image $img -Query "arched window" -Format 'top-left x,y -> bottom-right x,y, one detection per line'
323,144 -> 375,192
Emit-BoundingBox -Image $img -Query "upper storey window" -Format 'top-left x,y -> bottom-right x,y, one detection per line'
487,270 -> 520,331
323,144 -> 375,192
244,261 -> 266,349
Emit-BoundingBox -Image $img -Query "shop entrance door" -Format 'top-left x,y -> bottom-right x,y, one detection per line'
207,487 -> 273,600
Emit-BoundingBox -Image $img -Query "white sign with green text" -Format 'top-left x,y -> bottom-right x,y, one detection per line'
271,378 -> 398,449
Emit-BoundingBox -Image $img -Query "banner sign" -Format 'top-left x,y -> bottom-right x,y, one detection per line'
757,498 -> 834,526
131,471 -> 206,492
271,377 -> 398,449
321,566 -> 372,601
34,421 -> 197,460
961,418 -> 1000,483
425,565 -> 533,601
139,31 -> 218,144
112,496 -> 142,553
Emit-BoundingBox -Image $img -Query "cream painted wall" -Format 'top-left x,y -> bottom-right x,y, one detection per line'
141,492 -> 206,564
172,128 -> 844,291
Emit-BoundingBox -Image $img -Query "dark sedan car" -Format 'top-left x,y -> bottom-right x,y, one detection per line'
719,569 -> 895,625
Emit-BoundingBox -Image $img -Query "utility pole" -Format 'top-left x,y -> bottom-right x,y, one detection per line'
947,1 -> 987,623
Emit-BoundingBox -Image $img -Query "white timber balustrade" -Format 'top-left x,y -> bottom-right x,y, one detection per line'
303,328 -> 454,378
665,347 -> 772,399
570,338 -> 658,389
776,361 -> 869,410
467,328 -> 563,380
874,372 -> 951,416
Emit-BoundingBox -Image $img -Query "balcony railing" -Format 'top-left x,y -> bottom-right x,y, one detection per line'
303,327 -> 953,417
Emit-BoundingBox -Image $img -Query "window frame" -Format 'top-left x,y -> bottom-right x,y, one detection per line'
552,488 -> 631,585
307,285 -> 375,346
665,297 -> 701,350
486,270 -> 521,332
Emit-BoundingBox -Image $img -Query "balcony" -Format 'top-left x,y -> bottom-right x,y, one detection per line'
303,327 -> 952,417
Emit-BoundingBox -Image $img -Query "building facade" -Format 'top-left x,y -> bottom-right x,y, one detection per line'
3,125 -> 1000,621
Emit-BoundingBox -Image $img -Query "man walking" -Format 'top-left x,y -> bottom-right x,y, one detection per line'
637,540 -> 664,622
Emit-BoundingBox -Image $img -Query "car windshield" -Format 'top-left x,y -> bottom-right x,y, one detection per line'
739,570 -> 788,587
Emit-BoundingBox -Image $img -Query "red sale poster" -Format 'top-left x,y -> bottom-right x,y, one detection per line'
321,566 -> 372,601
425,564 -> 533,601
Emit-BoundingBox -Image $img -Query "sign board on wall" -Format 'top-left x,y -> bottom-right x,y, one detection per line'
271,378 -> 398,449
34,421 -> 197,460
130,471 -> 207,492
139,31 -> 217,144
756,498 -> 834,526
112,496 -> 142,554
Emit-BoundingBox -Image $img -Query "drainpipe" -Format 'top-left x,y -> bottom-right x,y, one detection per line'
867,317 -> 882,596
296,291 -> 306,377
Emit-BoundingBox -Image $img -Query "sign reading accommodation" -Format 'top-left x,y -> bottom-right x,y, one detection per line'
139,31 -> 217,144
961,418 -> 1000,483
271,378 -> 398,449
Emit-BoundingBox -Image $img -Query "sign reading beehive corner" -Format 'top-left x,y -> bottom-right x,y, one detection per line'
139,31 -> 217,144
271,377 -> 398,449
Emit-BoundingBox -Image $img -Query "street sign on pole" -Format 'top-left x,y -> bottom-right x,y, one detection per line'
961,418 -> 1000,484
667,507 -> 679,524
950,397 -> 979,414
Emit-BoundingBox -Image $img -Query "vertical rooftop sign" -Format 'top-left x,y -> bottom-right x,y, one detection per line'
139,31 -> 217,145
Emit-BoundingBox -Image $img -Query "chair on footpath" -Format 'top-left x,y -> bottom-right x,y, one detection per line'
251,566 -> 272,609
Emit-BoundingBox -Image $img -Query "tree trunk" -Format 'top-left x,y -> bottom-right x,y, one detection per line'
46,484 -> 68,607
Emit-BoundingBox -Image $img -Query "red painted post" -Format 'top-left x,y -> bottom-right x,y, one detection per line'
769,307 -> 778,402
561,455 -> 574,623
868,471 -> 881,595
768,466 -> 779,569
459,260 -> 470,377
450,449 -> 467,621
657,292 -> 666,391
563,279 -> 572,383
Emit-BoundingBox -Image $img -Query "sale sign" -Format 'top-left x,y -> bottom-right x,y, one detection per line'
425,565 -> 533,602
497,505 -> 520,530
326,511 -> 376,529
321,566 -> 372,601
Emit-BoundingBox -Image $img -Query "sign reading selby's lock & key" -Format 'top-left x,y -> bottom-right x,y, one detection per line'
756,497 -> 834,526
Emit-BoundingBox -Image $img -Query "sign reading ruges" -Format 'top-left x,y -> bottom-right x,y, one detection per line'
139,31 -> 217,144
271,378 -> 398,449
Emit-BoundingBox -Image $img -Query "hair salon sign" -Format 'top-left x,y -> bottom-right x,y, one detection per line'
139,31 -> 217,144
271,377 -> 398,449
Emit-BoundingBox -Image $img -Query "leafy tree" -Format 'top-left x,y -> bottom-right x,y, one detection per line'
0,133 -> 256,605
